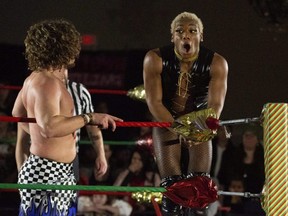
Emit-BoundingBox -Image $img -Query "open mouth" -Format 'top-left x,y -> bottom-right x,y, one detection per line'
183,44 -> 191,53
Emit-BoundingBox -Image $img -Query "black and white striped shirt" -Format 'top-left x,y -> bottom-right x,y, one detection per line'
67,80 -> 94,151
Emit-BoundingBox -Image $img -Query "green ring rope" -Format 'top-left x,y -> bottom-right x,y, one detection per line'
0,183 -> 166,192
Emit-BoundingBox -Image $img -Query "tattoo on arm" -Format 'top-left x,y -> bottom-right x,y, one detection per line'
88,133 -> 101,142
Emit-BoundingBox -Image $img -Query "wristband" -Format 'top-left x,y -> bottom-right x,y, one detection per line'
81,113 -> 92,125
86,113 -> 93,124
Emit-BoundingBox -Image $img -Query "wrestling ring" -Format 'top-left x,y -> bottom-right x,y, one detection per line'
0,84 -> 286,216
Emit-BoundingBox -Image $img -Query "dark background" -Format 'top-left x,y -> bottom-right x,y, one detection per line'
0,0 -> 288,121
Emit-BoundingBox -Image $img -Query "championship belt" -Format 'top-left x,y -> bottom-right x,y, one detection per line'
171,108 -> 218,143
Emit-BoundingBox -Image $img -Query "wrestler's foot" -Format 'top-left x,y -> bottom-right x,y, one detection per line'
183,207 -> 208,216
161,195 -> 183,216
161,175 -> 184,216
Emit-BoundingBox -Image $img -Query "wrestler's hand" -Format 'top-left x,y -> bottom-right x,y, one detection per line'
94,155 -> 108,178
171,108 -> 218,144
90,113 -> 123,131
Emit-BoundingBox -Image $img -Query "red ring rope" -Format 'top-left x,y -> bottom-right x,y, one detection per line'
88,89 -> 128,95
151,197 -> 162,216
0,116 -> 36,123
0,85 -> 22,90
0,116 -> 172,127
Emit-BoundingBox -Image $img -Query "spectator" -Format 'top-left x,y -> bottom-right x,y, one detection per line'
218,126 -> 265,193
114,147 -> 161,215
223,175 -> 245,216
114,147 -> 160,187
217,126 -> 265,215
78,194 -> 132,216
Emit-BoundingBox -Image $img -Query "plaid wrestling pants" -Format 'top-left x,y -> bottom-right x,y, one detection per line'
18,154 -> 77,216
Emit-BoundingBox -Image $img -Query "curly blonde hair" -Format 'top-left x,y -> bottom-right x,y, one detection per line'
24,19 -> 81,71
170,12 -> 204,34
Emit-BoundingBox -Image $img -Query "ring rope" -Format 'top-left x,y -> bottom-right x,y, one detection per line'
0,188 -> 131,197
88,89 -> 127,95
0,116 -> 171,127
0,183 -> 166,192
0,115 -> 262,128
218,190 -> 261,198
79,140 -> 137,145
0,183 -> 261,198
0,116 -> 36,123
0,85 -> 21,90
151,197 -> 162,216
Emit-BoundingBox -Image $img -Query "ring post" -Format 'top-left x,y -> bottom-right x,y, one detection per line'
262,103 -> 288,215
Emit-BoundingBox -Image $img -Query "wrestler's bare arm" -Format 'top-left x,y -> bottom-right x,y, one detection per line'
34,80 -> 122,138
143,49 -> 174,123
33,79 -> 85,138
207,53 -> 228,118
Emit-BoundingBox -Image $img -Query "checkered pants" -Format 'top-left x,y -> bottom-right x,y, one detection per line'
18,154 -> 77,216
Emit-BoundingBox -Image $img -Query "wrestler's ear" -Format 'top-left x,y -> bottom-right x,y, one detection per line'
171,34 -> 174,43
200,33 -> 203,42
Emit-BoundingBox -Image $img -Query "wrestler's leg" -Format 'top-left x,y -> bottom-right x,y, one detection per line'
184,140 -> 213,216
153,128 -> 182,176
187,140 -> 212,173
18,155 -> 77,215
153,127 -> 183,215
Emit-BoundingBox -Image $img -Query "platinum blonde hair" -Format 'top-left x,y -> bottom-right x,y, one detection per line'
170,12 -> 204,34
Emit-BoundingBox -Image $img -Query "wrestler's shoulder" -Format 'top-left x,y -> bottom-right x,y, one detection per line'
144,48 -> 162,66
213,52 -> 228,65
211,53 -> 228,74
24,72 -> 63,93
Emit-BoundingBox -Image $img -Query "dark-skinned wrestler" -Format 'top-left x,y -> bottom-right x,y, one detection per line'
143,12 -> 228,216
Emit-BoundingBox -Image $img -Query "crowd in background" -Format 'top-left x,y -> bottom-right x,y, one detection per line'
0,83 -> 266,216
